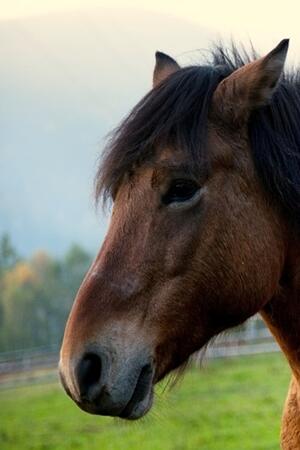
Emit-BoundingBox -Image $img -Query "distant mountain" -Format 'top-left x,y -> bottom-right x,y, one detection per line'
0,8 -> 212,256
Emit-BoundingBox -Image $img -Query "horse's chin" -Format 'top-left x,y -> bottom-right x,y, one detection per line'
119,385 -> 154,420
75,387 -> 154,420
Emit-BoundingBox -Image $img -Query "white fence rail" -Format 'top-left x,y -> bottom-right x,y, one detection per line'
0,317 -> 280,388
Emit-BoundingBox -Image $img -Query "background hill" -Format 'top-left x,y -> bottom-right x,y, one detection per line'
0,8 -> 211,256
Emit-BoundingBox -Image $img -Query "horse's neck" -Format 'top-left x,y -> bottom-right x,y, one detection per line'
261,232 -> 300,376
260,233 -> 300,450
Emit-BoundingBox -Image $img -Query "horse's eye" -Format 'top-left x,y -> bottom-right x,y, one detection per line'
162,179 -> 199,205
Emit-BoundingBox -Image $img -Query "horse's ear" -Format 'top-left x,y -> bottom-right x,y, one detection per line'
153,51 -> 180,87
212,39 -> 289,124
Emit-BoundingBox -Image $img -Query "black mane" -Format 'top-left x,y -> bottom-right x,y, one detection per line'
96,44 -> 300,226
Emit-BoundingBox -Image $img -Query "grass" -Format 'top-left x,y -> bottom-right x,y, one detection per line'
0,353 -> 290,450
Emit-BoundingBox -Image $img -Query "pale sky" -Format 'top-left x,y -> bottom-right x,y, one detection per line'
2,0 -> 300,255
1,0 -> 300,62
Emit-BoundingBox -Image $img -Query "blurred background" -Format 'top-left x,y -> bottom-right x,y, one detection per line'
0,1 -> 298,449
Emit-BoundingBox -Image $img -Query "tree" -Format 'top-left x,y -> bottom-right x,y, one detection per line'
0,233 -> 18,274
63,243 -> 92,297
0,241 -> 92,352
0,233 -> 19,330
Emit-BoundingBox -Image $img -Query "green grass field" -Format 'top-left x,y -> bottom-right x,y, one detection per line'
0,353 -> 290,450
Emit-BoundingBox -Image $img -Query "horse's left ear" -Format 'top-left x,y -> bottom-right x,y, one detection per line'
212,39 -> 289,123
153,51 -> 180,87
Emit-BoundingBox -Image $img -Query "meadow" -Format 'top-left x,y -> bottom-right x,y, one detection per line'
0,353 -> 290,450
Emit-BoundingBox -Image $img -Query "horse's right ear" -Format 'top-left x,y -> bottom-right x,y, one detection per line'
212,39 -> 289,125
153,52 -> 180,88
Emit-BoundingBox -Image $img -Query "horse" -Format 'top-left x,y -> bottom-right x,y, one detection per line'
59,39 -> 300,449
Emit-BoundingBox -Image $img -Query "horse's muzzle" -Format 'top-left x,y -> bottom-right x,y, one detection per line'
59,346 -> 154,420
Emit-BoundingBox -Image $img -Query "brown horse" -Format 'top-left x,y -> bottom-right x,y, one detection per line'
59,39 -> 300,449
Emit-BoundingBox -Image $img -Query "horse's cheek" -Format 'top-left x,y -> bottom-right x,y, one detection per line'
191,198 -> 284,329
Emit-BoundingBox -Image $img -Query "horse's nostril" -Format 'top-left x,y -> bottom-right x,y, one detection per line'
76,352 -> 102,399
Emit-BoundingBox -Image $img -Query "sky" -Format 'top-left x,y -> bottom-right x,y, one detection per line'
1,1 -> 299,45
2,1 -> 300,62
1,0 -> 300,256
